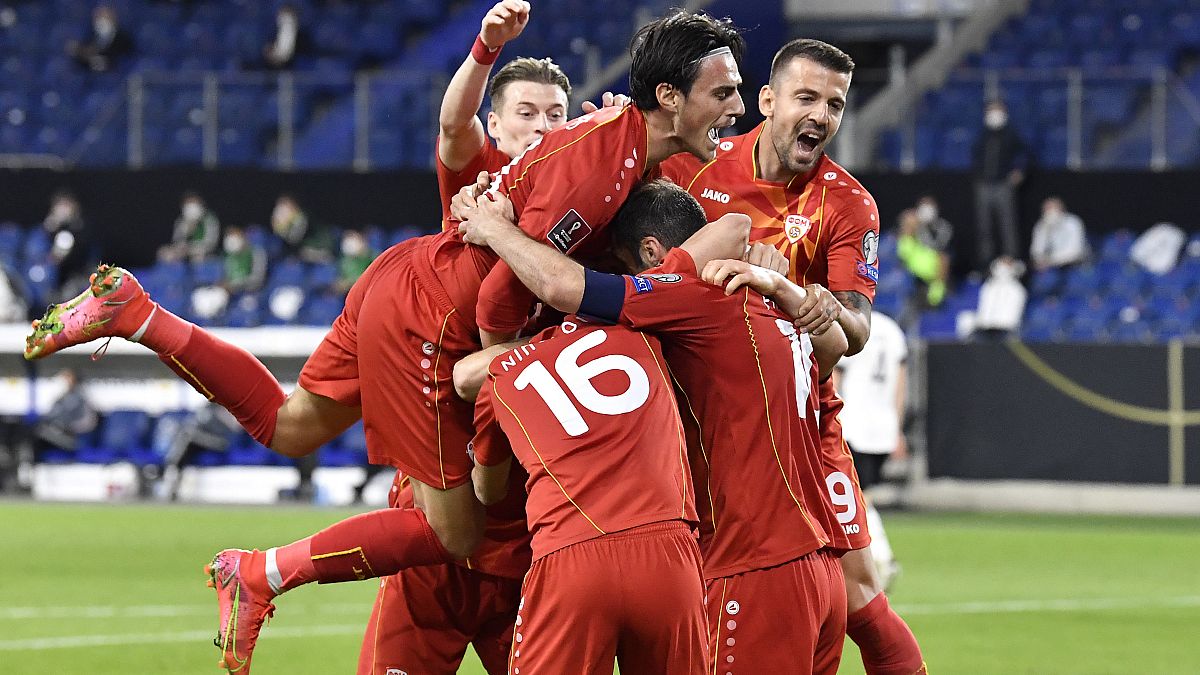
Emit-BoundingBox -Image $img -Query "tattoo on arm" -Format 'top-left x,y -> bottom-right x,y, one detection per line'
833,290 -> 873,319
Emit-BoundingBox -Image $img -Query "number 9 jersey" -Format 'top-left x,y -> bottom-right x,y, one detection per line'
472,318 -> 698,563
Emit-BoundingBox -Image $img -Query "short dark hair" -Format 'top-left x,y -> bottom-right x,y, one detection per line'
610,180 -> 707,261
629,10 -> 745,111
489,57 -> 572,110
769,38 -> 855,86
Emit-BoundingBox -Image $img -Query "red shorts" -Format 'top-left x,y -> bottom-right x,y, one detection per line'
355,472 -> 529,675
299,239 -> 481,489
511,521 -> 708,675
819,381 -> 871,551
357,564 -> 521,675
705,549 -> 847,675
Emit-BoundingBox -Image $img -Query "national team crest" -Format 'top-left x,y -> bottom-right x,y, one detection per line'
785,214 -> 811,243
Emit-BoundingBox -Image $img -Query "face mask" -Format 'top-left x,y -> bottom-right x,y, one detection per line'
224,235 -> 245,253
342,237 -> 365,257
271,203 -> 291,227
182,201 -> 204,221
94,18 -> 115,36
985,110 -> 1007,130
50,202 -> 74,222
916,203 -> 937,223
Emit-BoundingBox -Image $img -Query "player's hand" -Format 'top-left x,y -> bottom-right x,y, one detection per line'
480,0 -> 530,50
702,259 -> 786,297
580,92 -> 630,114
742,242 -> 789,276
893,435 -> 909,461
458,191 -> 516,246
791,283 -> 841,335
449,170 -> 492,221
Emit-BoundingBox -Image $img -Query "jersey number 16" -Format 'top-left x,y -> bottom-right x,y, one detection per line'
513,330 -> 650,437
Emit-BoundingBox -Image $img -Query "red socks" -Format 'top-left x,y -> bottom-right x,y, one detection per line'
846,593 -> 927,675
266,508 -> 451,593
141,307 -> 286,447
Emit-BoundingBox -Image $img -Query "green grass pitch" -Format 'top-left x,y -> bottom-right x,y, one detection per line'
3,503 -> 1198,674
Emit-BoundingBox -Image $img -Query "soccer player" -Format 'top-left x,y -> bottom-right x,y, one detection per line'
23,10 -> 747,674
449,184 -> 730,673
834,310 -> 908,590
659,38 -> 927,675
358,4 -> 564,672
457,180 -> 851,673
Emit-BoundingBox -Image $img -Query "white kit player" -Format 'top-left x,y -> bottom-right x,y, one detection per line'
834,311 -> 907,589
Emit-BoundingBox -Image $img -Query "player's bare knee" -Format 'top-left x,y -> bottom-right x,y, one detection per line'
266,418 -> 320,458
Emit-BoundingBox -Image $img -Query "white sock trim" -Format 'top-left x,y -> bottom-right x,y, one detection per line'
128,304 -> 157,343
265,547 -> 283,594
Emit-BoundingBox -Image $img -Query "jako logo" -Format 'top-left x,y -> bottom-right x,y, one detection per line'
385,669 -> 409,675
701,187 -> 730,204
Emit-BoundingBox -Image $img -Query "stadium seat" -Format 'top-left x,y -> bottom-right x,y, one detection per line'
98,410 -> 152,452
227,445 -> 272,466
340,420 -> 368,456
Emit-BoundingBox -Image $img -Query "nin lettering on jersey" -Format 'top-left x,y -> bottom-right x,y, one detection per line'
472,317 -> 696,562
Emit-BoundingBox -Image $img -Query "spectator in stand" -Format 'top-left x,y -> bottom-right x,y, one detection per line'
263,4 -> 310,69
896,207 -> 949,309
221,227 -> 267,294
0,260 -> 30,322
158,402 -> 240,502
334,229 -> 373,295
271,194 -> 334,262
915,195 -> 954,255
1130,222 -> 1186,276
42,190 -> 95,293
971,99 -> 1029,275
271,193 -> 308,254
15,368 -> 98,491
160,191 -> 220,264
66,5 -> 134,73
1030,197 -> 1089,272
975,256 -> 1027,338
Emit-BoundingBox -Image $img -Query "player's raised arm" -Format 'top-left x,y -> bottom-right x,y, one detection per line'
702,258 -> 848,376
438,0 -> 530,172
459,192 -> 587,315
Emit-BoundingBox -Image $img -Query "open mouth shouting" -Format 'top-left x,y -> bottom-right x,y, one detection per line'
795,128 -> 825,163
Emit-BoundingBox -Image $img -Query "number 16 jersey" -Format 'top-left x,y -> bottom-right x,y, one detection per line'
473,319 -> 698,563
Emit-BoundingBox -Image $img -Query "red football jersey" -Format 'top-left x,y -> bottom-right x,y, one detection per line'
420,105 -> 651,335
660,123 -> 879,551
435,136 -> 511,226
472,317 -> 696,562
660,122 -> 880,301
580,249 -> 833,579
474,105 -> 651,335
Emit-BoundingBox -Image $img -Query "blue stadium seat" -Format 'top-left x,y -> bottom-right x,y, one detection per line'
300,292 -> 343,326
267,259 -> 306,290
307,262 -> 338,290
227,445 -> 272,466
1099,231 -> 1136,261
918,308 -> 958,340
98,410 -> 152,452
1108,320 -> 1152,343
191,258 -> 224,286
340,420 -> 368,456
192,450 -> 227,467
